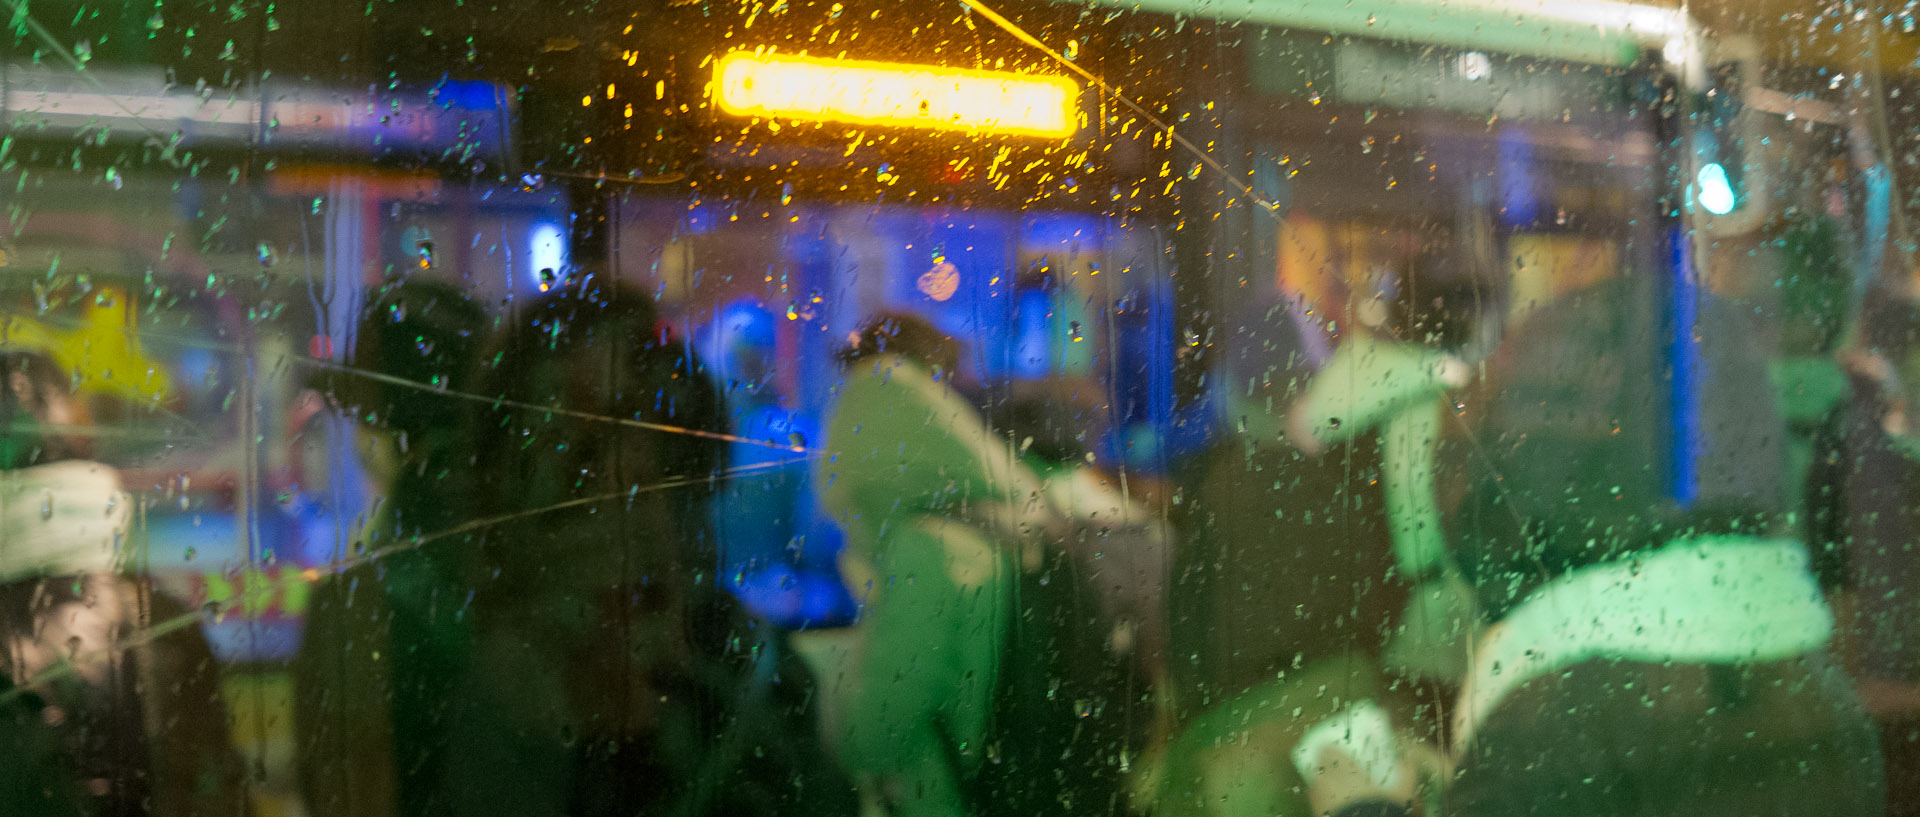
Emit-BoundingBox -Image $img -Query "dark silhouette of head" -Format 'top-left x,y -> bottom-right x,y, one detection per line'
325,279 -> 494,537
1370,222 -> 1490,350
481,285 -> 728,575
838,312 -> 960,376
332,279 -> 491,438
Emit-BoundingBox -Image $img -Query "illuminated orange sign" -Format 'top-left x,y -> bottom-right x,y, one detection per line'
713,52 -> 1079,139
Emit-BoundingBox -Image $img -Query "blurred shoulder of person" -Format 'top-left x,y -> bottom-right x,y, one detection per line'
434,283 -> 856,817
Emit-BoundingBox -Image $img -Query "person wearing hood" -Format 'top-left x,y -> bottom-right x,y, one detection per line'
816,313 -> 1145,817
1439,272 -> 1885,816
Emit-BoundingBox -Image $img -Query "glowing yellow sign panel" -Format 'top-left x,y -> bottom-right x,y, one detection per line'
714,53 -> 1079,139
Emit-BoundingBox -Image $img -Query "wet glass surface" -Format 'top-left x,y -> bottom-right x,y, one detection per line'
0,1 -> 1915,815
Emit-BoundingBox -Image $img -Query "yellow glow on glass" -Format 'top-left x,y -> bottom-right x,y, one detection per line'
713,52 -> 1079,139
0,286 -> 175,403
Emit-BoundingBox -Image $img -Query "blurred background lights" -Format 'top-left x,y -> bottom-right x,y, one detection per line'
1696,162 -> 1736,215
529,222 -> 567,291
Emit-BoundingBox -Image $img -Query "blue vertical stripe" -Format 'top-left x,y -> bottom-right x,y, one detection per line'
1669,225 -> 1700,506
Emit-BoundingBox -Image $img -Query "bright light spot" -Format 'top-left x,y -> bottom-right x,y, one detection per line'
1661,33 -> 1698,77
713,52 -> 1079,139
1457,52 -> 1492,81
1696,162 -> 1735,215
529,223 -> 566,291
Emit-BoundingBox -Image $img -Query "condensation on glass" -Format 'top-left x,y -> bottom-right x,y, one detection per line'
0,1 -> 1912,815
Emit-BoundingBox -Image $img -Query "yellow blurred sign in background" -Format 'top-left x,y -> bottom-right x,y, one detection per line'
713,52 -> 1079,138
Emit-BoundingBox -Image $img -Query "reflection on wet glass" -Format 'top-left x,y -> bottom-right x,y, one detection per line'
0,0 -> 1916,815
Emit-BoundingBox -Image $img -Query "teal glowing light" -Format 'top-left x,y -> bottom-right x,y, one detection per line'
1696,162 -> 1736,216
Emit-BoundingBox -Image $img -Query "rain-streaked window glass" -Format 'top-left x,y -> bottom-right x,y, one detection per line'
0,1 -> 1912,816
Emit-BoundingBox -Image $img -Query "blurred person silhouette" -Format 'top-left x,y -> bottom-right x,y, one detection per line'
1153,294 -> 1402,817
816,313 -> 1145,817
1769,216 -> 1855,566
292,279 -> 494,817
0,350 -> 250,817
1442,271 -> 1885,816
1763,216 -> 1881,732
1752,123 -> 1914,813
1759,113 -> 1920,815
0,671 -> 84,814
1286,224 -> 1490,685
1152,225 -> 1485,817
988,384 -> 1169,671
436,283 -> 855,817
697,301 -> 851,625
1295,252 -> 1895,817
1824,279 -> 1920,815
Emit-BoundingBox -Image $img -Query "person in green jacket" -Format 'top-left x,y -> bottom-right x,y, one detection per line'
817,314 -> 1042,817
817,313 -> 1144,817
